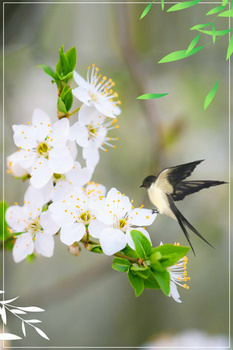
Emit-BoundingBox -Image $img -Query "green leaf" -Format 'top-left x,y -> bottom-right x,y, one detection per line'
56,60 -> 62,75
57,97 -> 67,114
130,230 -> 152,260
112,257 -> 131,272
222,0 -> 229,5
60,72 -> 73,83
137,93 -> 168,99
59,49 -> 69,76
0,201 -> 9,241
130,265 -> 150,279
143,271 -> 160,289
212,23 -> 216,44
204,80 -> 218,110
149,253 -> 164,271
38,65 -> 56,79
190,22 -> 211,31
88,244 -> 103,254
127,270 -> 144,297
218,9 -> 233,17
186,34 -> 201,54
151,244 -> 190,268
120,245 -> 140,259
167,0 -> 201,12
153,269 -> 170,295
198,28 -> 233,37
158,46 -> 205,63
206,5 -> 225,15
161,0 -> 164,11
140,3 -> 152,19
226,34 -> 233,60
60,87 -> 73,112
65,47 -> 77,72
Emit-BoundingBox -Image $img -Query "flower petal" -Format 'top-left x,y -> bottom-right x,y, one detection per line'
128,208 -> 157,226
169,281 -> 182,303
32,109 -> 51,141
69,122 -> 89,147
78,104 -> 103,126
88,220 -> 108,239
13,233 -> 34,263
13,125 -> 37,149
49,118 -> 70,147
49,146 -> 73,173
30,158 -> 53,188
34,232 -> 54,257
49,200 -> 76,227
60,223 -> 85,245
24,185 -> 45,217
40,211 -> 60,235
7,152 -> 30,177
72,87 -> 91,106
66,161 -> 92,187
99,228 -> 126,255
73,71 -> 89,89
5,206 -> 28,232
83,142 -> 100,171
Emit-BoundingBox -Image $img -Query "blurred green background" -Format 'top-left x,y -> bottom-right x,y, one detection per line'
1,1 -> 231,348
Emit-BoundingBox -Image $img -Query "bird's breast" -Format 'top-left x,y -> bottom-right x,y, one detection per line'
148,184 -> 177,221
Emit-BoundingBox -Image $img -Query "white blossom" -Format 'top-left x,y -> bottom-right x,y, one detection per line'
12,109 -> 74,189
89,188 -> 157,256
72,64 -> 121,118
69,105 -> 119,170
49,183 -> 106,246
5,186 -> 60,263
7,152 -> 30,178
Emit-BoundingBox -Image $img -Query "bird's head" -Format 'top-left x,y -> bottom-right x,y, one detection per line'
140,175 -> 157,189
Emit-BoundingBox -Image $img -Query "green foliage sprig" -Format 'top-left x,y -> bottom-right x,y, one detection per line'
139,0 -> 232,109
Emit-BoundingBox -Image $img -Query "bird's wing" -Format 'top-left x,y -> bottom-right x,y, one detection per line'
155,160 -> 204,194
172,180 -> 226,201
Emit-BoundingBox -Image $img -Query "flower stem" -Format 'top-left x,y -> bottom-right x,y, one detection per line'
68,106 -> 81,117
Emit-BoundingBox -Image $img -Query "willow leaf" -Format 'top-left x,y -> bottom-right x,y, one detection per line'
186,34 -> 201,53
204,80 -> 218,110
198,28 -> 233,37
212,23 -> 216,43
226,34 -> 233,60
190,22 -> 211,30
206,5 -> 225,15
161,0 -> 164,10
137,93 -> 168,99
158,46 -> 204,63
218,9 -> 233,17
140,3 -> 152,19
167,0 -> 201,12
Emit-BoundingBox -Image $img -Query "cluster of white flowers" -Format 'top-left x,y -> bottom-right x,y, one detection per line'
6,64 -> 157,264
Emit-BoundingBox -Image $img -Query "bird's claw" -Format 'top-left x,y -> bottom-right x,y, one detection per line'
152,209 -> 158,214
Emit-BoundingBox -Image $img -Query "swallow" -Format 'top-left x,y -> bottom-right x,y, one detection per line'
140,160 -> 226,255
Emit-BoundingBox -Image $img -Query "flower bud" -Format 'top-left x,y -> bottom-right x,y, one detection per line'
68,242 -> 81,256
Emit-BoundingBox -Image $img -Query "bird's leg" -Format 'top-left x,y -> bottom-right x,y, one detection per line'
152,208 -> 159,214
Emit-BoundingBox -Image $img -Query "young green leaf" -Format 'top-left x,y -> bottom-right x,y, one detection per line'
60,72 -> 73,83
158,46 -> 205,63
226,34 -> 233,60
143,271 -> 160,289
206,5 -> 225,15
218,9 -> 233,17
130,230 -> 152,260
204,80 -> 218,110
222,0 -> 229,5
137,93 -> 168,99
140,3 -> 152,19
112,257 -> 131,272
0,201 -> 9,241
120,245 -> 140,259
190,22 -> 211,31
65,47 -> 77,72
59,50 -> 69,76
186,34 -> 201,54
151,244 -> 190,268
167,0 -> 201,12
127,270 -> 144,297
38,65 -> 56,79
130,265 -> 150,279
153,269 -> 170,295
57,97 -> 67,114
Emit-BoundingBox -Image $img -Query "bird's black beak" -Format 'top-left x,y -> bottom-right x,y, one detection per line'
140,184 -> 145,188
